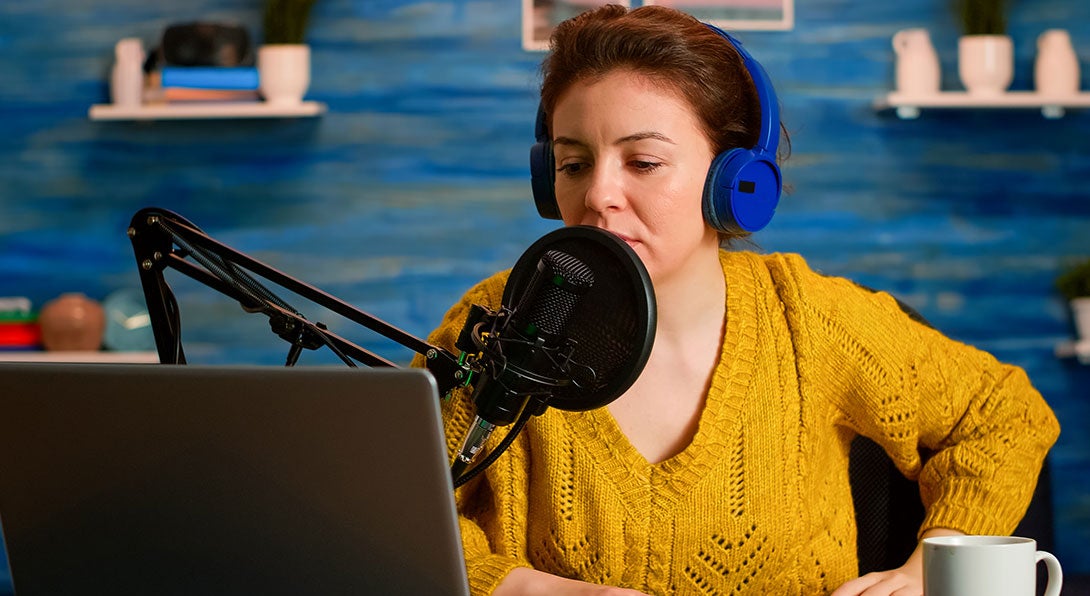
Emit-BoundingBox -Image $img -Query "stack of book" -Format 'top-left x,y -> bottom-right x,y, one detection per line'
148,65 -> 260,103
0,297 -> 40,351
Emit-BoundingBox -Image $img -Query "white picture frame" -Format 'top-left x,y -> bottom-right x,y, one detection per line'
646,0 -> 794,31
522,0 -> 630,52
522,0 -> 793,52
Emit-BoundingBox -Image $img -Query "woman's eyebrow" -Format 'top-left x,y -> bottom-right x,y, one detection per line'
552,131 -> 677,147
552,136 -> 585,148
616,131 -> 676,145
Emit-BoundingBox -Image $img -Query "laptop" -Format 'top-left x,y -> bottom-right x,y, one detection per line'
0,363 -> 470,596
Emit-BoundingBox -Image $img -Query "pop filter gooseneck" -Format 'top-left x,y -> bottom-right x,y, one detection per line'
451,225 -> 656,486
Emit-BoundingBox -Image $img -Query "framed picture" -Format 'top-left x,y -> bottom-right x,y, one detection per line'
522,0 -> 629,51
647,0 -> 793,31
522,0 -> 792,51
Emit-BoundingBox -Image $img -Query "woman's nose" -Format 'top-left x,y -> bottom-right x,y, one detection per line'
583,166 -> 624,214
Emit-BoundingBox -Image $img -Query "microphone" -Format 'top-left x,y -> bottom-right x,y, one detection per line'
452,249 -> 595,472
451,226 -> 656,481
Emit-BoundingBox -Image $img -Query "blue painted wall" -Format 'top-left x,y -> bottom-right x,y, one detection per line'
1,0 -> 1088,585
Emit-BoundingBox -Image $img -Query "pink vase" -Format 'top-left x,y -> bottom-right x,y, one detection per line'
1035,29 -> 1080,97
893,29 -> 941,96
39,293 -> 106,351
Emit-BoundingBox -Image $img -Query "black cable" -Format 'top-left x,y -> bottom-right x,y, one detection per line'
452,403 -> 534,489
161,220 -> 297,317
155,273 -> 185,364
299,319 -> 357,367
159,220 -> 358,367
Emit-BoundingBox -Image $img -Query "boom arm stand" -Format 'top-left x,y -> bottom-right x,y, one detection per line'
127,207 -> 473,397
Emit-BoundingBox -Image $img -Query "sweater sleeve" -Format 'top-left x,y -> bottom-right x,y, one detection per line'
771,253 -> 1061,538
410,271 -> 534,595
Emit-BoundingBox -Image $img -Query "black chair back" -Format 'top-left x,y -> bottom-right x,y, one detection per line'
849,435 -> 1054,575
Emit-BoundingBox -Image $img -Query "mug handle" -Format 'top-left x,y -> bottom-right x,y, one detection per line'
1035,550 -> 1063,596
892,30 -> 906,51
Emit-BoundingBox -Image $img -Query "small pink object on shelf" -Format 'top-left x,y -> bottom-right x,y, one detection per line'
39,293 -> 106,352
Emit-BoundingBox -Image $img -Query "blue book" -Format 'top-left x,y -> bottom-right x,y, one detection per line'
159,66 -> 259,90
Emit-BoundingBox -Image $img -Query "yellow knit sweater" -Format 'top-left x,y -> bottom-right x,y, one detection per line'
414,250 -> 1060,595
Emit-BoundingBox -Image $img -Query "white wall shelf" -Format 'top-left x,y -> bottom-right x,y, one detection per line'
88,101 -> 326,121
1055,340 -> 1090,365
0,351 -> 159,363
874,91 -> 1090,119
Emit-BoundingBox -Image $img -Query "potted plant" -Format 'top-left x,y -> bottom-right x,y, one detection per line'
954,0 -> 1013,95
258,0 -> 317,105
1055,257 -> 1090,342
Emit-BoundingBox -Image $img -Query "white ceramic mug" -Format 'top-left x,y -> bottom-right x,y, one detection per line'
923,536 -> 1062,596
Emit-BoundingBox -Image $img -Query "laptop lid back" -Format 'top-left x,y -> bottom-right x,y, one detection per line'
0,363 -> 469,596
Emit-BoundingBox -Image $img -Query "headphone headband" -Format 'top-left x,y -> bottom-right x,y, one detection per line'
703,24 -> 779,160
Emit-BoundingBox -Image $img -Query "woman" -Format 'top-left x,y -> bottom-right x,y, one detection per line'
414,5 -> 1060,595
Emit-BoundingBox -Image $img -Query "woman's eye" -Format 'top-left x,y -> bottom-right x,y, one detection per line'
557,162 -> 588,176
631,160 -> 663,173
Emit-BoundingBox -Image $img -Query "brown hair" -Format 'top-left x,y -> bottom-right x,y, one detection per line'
541,4 -> 766,158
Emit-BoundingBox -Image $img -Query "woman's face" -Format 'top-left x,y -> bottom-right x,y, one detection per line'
550,69 -> 721,286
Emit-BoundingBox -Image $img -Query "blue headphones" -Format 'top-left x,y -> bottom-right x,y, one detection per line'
529,24 -> 782,233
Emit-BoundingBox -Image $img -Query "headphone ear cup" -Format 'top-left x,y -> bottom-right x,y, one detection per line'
703,149 -> 782,233
530,139 -> 562,220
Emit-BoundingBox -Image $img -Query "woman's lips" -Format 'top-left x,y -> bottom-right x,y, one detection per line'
610,232 -> 638,247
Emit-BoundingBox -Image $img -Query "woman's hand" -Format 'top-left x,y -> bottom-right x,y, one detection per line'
493,567 -> 651,596
829,563 -> 922,596
830,528 -> 964,596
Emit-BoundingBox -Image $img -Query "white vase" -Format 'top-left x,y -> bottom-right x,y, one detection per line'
1035,29 -> 1080,97
958,35 -> 1014,96
258,44 -> 311,105
893,28 -> 942,96
110,38 -> 145,107
1072,297 -> 1090,342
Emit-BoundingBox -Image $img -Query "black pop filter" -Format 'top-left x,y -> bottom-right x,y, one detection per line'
501,226 -> 656,411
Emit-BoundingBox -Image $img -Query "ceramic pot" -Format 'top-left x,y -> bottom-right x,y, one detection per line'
958,35 -> 1014,96
893,28 -> 942,96
258,44 -> 310,105
1071,297 -> 1090,342
1035,29 -> 1080,97
39,293 -> 106,351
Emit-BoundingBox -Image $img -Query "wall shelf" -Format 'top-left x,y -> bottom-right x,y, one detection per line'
1055,340 -> 1090,365
88,101 -> 326,121
0,351 -> 159,363
874,91 -> 1090,119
